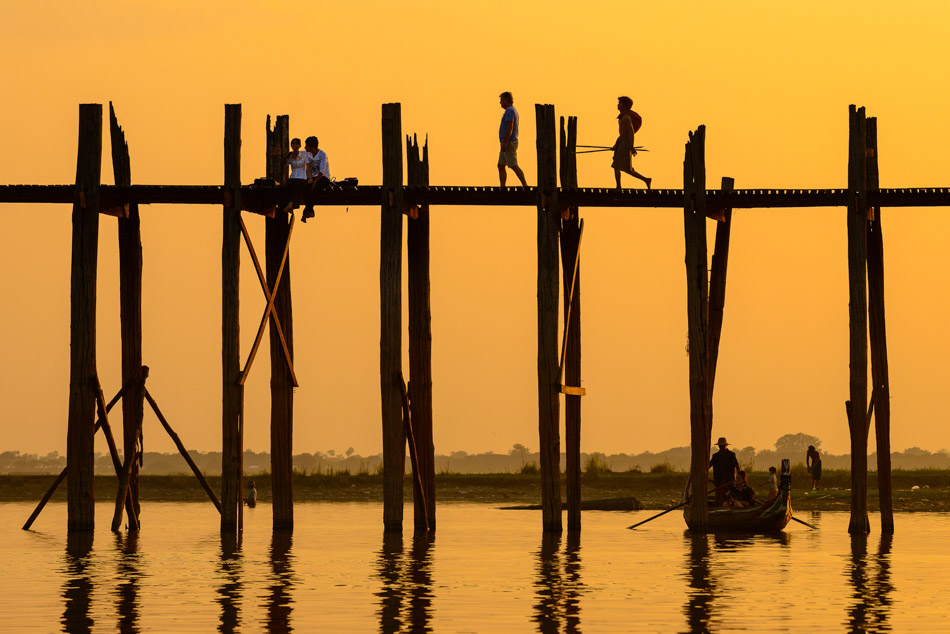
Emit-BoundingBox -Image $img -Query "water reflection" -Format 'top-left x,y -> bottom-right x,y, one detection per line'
114,532 -> 141,634
375,532 -> 434,633
265,531 -> 295,633
62,532 -> 94,634
217,532 -> 243,634
533,532 -> 583,633
846,534 -> 893,632
683,533 -> 714,634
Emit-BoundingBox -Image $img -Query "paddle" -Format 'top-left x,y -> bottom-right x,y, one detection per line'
626,501 -> 688,530
790,516 -> 819,530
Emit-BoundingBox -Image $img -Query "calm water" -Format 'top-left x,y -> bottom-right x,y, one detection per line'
3,502 -> 948,632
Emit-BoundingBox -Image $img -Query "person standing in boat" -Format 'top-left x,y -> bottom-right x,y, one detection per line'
807,445 -> 822,491
766,466 -> 779,501
724,471 -> 756,508
709,437 -> 740,506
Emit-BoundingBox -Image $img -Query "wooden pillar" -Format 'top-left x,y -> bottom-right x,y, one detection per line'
846,105 -> 870,535
683,126 -> 710,533
381,103 -> 405,531
221,104 -> 244,533
559,115 -> 582,531
109,103 -> 145,526
865,117 -> 893,534
67,103 -> 102,532
535,103 -> 562,533
266,114 -> 295,531
706,176 -> 735,441
407,133 -> 435,532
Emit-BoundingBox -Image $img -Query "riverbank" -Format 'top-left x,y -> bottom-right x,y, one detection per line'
4,469 -> 950,511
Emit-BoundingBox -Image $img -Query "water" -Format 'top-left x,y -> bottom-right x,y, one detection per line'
3,502 -> 948,632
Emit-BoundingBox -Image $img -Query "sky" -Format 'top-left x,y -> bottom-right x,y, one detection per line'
2,1 -> 950,459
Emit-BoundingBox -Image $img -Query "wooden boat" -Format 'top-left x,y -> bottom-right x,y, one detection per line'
683,459 -> 792,533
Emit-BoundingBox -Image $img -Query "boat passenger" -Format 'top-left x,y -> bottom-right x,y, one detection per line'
709,437 -> 739,506
766,466 -> 778,501
724,471 -> 756,508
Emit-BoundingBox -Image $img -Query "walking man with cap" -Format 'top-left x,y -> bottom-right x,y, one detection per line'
709,437 -> 739,507
497,91 -> 529,188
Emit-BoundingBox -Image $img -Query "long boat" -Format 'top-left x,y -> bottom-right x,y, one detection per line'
683,459 -> 792,533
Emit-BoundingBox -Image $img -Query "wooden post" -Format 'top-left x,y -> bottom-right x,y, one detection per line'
706,176 -> 735,441
535,104 -> 562,533
109,103 -> 145,525
865,117 -> 894,534
381,103 -> 405,531
683,126 -> 710,533
559,115 -> 582,531
67,103 -> 102,532
266,114 -> 295,531
847,105 -> 870,535
407,133 -> 435,533
222,104 -> 244,533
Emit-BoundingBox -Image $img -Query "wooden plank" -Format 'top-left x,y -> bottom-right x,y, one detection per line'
847,105 -> 870,535
110,103 -> 145,525
380,103 -> 405,531
407,133 -> 435,533
706,176 -> 735,441
559,115 -> 583,532
266,114 -> 295,531
67,104 -> 102,532
221,104 -> 243,533
865,117 -> 893,534
146,388 -> 222,513
683,126 -> 710,533
536,103 -> 562,533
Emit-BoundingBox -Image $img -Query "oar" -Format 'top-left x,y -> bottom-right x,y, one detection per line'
626,501 -> 688,529
790,516 -> 818,530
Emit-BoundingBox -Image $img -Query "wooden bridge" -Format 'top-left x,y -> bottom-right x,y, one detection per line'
6,101 -> 913,537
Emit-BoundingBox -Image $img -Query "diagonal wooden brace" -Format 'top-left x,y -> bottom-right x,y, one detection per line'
238,214 -> 298,386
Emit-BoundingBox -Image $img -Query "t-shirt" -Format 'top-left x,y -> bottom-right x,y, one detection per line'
499,106 -> 519,142
287,151 -> 310,179
308,149 -> 330,180
709,448 -> 739,484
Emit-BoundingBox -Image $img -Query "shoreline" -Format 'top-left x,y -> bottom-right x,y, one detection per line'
3,471 -> 949,512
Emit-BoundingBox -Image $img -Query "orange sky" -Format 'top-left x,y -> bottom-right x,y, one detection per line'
2,1 -> 950,458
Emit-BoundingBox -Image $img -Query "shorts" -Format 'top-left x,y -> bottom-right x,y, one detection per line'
811,464 -> 822,481
498,138 -> 519,168
612,138 -> 632,171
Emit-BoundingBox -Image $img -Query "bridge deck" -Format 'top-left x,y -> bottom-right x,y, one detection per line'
2,184 -> 950,213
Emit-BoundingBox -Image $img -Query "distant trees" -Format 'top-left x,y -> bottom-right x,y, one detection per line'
509,443 -> 530,468
774,433 -> 821,457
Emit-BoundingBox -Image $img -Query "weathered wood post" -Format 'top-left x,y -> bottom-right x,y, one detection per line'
846,105 -> 870,535
266,114 -> 295,531
559,115 -> 582,531
222,104 -> 244,532
683,126 -> 710,533
706,176 -> 735,442
109,103 -> 145,526
535,103 -> 562,533
67,103 -> 102,532
865,116 -> 893,534
381,103 -> 405,531
407,133 -> 435,532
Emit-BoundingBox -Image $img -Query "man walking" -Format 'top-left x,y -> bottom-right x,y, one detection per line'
497,92 -> 528,188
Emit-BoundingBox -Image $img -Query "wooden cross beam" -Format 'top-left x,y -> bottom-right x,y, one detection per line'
238,213 -> 298,387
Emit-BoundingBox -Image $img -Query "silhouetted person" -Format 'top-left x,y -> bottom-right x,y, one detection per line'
245,480 -> 257,507
611,96 -> 651,190
807,445 -> 822,491
281,137 -> 310,214
724,470 -> 756,508
709,437 -> 739,506
497,91 -> 529,188
766,466 -> 779,501
302,135 -> 330,222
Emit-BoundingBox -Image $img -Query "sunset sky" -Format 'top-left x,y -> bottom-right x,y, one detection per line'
2,1 -> 950,459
